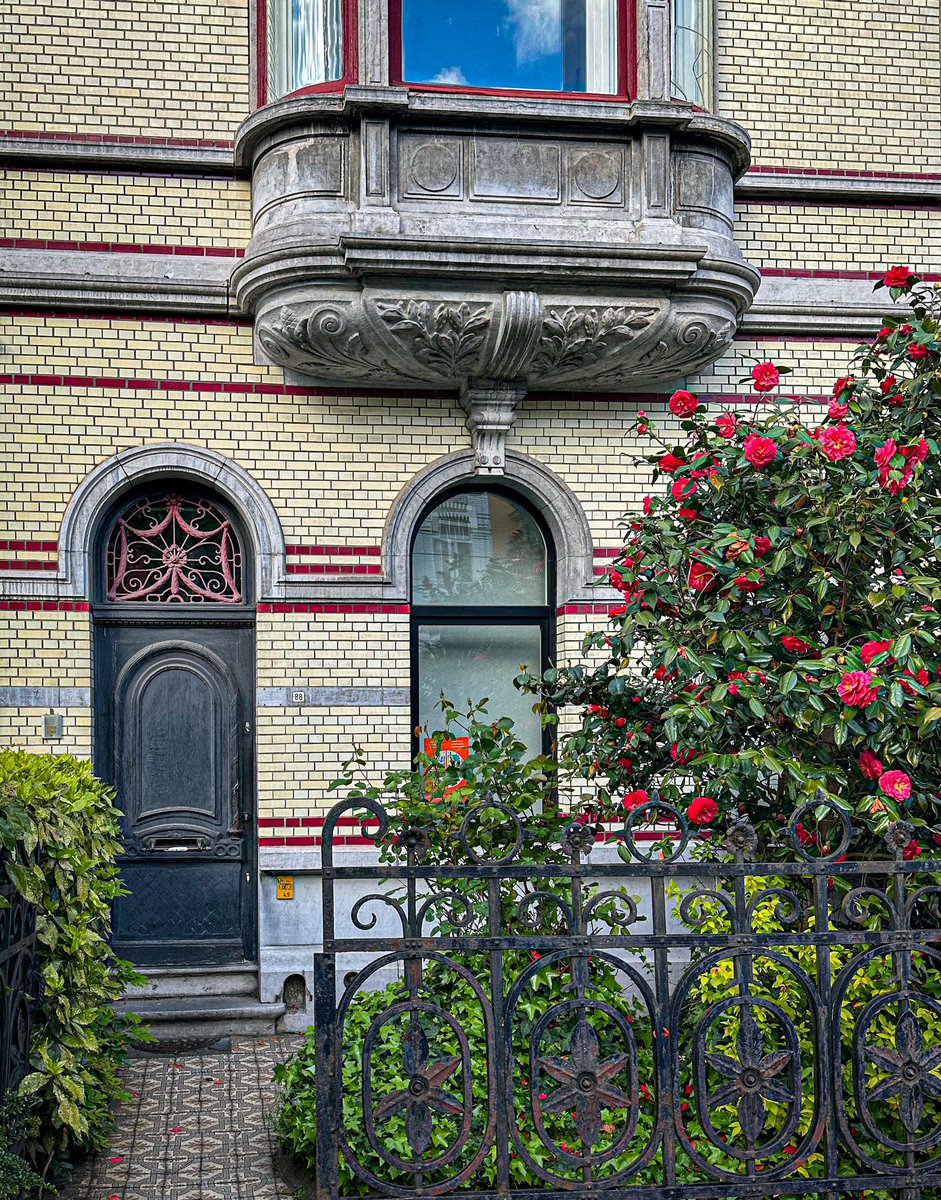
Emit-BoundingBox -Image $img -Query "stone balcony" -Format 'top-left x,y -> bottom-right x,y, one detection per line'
233,86 -> 759,470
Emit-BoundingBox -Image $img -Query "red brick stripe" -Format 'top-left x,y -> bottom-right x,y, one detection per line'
558,603 -> 617,615
0,238 -> 244,257
286,545 -> 382,556
286,563 -> 383,575
748,166 -> 941,181
760,268 -> 941,281
0,559 -> 57,571
0,129 -> 234,149
0,373 -> 453,400
0,309 -> 253,326
257,602 -> 409,614
0,600 -> 89,611
0,540 -> 57,552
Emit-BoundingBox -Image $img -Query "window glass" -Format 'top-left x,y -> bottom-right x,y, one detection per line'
672,0 -> 713,108
412,492 -> 548,607
417,623 -> 544,755
268,0 -> 344,99
401,0 -> 619,94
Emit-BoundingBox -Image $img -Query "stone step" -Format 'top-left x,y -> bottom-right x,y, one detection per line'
120,994 -> 288,1041
125,963 -> 259,1001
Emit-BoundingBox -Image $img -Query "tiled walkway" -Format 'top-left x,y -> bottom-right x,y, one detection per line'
61,1037 -> 303,1200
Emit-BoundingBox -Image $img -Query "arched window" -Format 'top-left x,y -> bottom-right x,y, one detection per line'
411,488 -> 553,756
393,0 -> 630,96
104,491 -> 247,605
265,0 -> 348,101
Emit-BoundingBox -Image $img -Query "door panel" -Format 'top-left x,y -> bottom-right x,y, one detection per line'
95,618 -> 255,967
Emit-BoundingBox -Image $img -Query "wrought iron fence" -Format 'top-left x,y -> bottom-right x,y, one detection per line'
0,862 -> 38,1110
313,796 -> 941,1199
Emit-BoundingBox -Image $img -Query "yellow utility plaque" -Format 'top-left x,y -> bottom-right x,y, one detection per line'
276,875 -> 295,900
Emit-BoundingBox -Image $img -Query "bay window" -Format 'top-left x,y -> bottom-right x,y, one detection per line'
411,489 -> 553,757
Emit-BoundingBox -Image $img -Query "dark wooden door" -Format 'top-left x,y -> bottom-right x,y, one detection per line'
94,616 -> 255,966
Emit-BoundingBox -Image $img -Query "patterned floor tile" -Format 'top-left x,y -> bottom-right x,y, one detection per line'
60,1036 -> 301,1200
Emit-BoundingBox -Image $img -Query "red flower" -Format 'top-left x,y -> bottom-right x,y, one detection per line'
874,440 -> 897,470
670,743 -> 698,765
880,375 -> 898,395
817,423 -> 857,462
908,343 -> 933,361
859,749 -> 884,780
884,265 -> 915,288
733,572 -> 764,594
903,838 -> 924,861
781,635 -> 812,654
623,789 -> 650,812
715,412 -> 738,438
753,536 -> 772,558
832,376 -> 855,398
901,668 -> 930,696
837,670 -> 881,708
669,390 -> 700,418
751,362 -> 781,392
672,478 -> 698,502
643,496 -> 655,515
743,434 -> 778,468
659,452 -> 687,475
688,561 -> 718,593
828,399 -> 849,420
905,437 -> 929,464
861,639 -> 894,666
678,507 -> 698,520
887,393 -> 905,409
687,796 -> 718,825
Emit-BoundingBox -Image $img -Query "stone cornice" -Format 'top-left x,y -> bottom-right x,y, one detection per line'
0,250 -> 897,335
0,134 -> 238,176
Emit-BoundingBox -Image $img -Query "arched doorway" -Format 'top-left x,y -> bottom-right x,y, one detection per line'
93,488 -> 256,966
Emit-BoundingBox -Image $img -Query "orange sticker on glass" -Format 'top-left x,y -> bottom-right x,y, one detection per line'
424,736 -> 471,800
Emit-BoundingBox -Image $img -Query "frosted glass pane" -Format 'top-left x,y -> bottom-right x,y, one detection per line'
417,623 -> 544,756
402,0 -> 619,94
413,493 -> 548,607
268,0 -> 343,99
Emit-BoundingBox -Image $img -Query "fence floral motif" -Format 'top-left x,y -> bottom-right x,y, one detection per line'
0,865 -> 38,1110
313,796 -> 941,1199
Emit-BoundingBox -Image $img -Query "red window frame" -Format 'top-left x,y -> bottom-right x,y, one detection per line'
256,0 -> 359,108
389,0 -> 636,101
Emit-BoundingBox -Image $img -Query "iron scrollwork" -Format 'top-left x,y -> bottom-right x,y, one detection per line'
313,801 -> 941,1198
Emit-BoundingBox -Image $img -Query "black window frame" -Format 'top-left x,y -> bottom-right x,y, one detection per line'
409,482 -> 556,759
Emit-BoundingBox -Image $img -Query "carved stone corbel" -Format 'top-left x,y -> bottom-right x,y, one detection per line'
459,380 -> 527,475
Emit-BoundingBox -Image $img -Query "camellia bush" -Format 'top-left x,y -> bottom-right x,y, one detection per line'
0,751 -> 145,1193
530,270 -> 941,854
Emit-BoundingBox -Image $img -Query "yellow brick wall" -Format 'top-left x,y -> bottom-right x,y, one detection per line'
0,171 -> 252,248
0,611 -> 91,689
0,709 -> 92,756
0,315 -> 856,549
0,316 -> 882,817
0,0 -> 250,141
257,613 -> 410,691
257,707 -> 411,820
716,0 -> 941,172
736,205 -> 941,275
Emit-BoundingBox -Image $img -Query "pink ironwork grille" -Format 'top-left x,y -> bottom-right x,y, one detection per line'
106,493 -> 243,603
